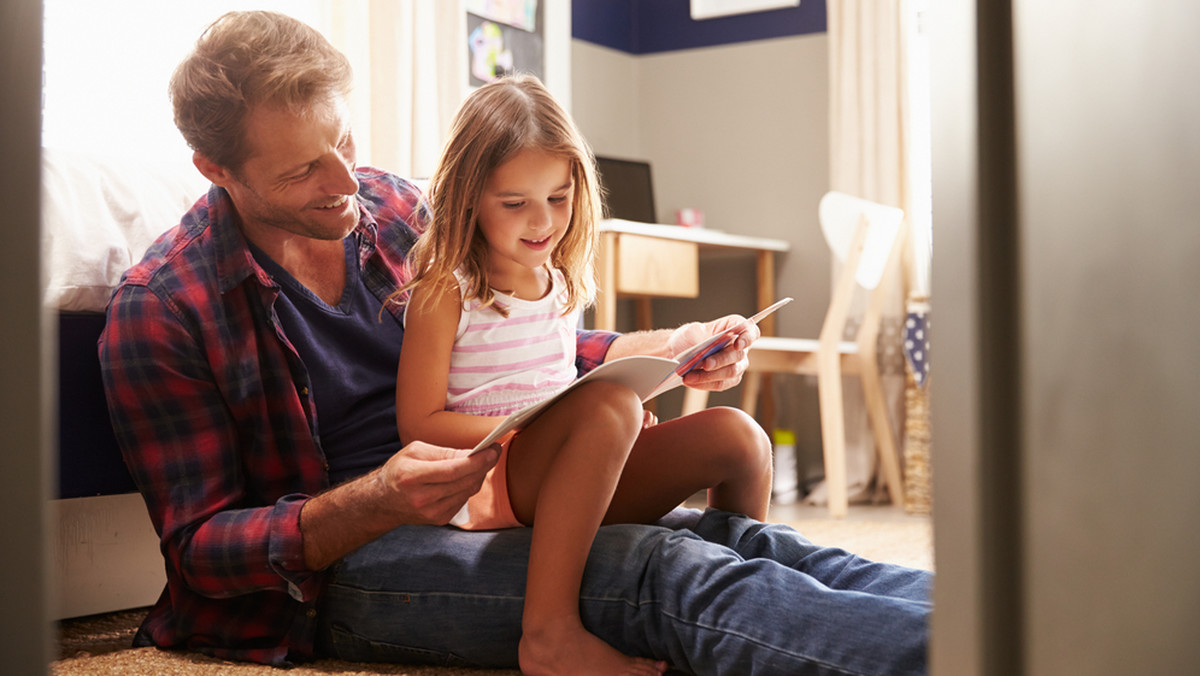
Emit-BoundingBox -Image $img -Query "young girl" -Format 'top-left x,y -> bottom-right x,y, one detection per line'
394,74 -> 772,676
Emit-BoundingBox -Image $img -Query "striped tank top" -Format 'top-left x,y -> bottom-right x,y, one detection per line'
438,268 -> 578,417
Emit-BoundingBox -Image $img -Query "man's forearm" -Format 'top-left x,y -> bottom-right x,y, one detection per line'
603,327 -> 678,361
299,468 -> 398,571
299,441 -> 499,571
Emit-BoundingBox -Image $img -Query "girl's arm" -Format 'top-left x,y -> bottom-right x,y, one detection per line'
396,279 -> 506,448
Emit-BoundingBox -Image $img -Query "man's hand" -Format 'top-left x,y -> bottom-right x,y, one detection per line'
376,441 -> 500,525
667,316 -> 759,392
301,441 -> 500,570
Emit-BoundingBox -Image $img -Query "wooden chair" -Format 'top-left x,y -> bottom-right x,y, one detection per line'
681,192 -> 908,517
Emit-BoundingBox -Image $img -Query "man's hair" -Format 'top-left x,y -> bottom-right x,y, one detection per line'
169,11 -> 352,171
400,73 -> 602,317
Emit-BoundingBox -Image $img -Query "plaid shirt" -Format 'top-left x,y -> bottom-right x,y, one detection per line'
99,167 -> 619,665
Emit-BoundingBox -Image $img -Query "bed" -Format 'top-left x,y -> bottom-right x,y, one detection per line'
44,148 -> 210,619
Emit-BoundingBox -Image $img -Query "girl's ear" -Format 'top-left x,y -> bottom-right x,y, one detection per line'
192,151 -> 235,188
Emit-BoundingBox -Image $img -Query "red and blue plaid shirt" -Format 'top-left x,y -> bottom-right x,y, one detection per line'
99,167 -> 618,665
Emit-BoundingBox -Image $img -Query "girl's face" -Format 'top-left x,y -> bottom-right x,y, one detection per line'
476,148 -> 574,294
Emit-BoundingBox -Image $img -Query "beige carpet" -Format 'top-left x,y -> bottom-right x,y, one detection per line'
53,506 -> 932,675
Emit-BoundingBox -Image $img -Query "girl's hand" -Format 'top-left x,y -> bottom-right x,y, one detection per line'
642,409 -> 659,429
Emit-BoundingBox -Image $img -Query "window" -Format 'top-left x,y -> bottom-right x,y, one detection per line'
41,1 -> 326,160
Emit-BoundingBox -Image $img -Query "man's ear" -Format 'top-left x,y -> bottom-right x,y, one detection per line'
192,152 -> 234,188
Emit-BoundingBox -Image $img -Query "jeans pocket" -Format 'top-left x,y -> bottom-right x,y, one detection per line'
326,622 -> 473,667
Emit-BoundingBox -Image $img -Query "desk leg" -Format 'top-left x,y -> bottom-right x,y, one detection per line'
635,298 -> 654,331
756,250 -> 776,336
596,232 -> 618,331
754,250 -> 777,428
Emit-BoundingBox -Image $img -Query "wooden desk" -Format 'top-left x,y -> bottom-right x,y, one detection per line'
595,219 -> 791,335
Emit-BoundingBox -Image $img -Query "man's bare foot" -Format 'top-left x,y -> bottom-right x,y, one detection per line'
519,619 -> 667,676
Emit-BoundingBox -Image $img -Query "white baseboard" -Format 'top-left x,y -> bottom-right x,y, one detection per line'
50,492 -> 164,620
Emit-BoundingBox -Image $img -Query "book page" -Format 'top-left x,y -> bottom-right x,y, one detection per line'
470,355 -> 679,453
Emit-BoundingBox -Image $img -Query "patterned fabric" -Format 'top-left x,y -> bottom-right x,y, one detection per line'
904,302 -> 931,387
98,167 -> 618,665
442,268 -> 578,416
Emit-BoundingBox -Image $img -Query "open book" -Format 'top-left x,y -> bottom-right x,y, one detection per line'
469,297 -> 793,454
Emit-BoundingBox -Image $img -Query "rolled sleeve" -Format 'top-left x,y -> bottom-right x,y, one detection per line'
270,494 -> 323,601
575,329 -> 620,376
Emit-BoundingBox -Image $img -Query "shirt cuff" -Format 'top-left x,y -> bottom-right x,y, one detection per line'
575,329 -> 620,376
269,493 -> 323,602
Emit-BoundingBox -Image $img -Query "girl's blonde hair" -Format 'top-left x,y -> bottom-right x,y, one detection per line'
396,74 -> 601,317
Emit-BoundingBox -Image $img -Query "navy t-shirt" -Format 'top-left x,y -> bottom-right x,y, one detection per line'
250,237 -> 406,485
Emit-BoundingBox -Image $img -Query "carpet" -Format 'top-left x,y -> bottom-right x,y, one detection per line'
53,508 -> 932,675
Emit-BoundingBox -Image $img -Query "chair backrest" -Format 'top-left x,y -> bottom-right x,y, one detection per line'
818,191 -> 905,290
815,191 -> 907,350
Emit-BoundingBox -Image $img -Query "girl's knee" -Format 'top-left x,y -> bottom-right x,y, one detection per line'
570,381 -> 644,439
705,406 -> 773,472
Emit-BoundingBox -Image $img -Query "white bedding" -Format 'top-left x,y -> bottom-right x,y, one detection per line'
41,148 -> 210,312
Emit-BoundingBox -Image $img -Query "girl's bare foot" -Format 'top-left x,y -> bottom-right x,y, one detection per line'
518,619 -> 667,676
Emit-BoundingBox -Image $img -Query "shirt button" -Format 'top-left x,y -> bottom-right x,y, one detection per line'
300,387 -> 309,396
307,608 -> 318,618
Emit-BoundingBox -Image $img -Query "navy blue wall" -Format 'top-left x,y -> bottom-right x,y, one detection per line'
572,0 -> 825,55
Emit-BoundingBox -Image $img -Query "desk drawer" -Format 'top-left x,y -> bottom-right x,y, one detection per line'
612,234 -> 699,297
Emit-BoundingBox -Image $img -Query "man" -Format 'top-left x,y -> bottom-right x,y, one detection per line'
100,10 -> 931,675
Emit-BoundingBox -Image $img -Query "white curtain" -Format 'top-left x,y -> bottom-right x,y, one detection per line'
44,1 -> 577,181
40,0 -> 465,179
323,0 -> 465,179
809,0 -> 923,505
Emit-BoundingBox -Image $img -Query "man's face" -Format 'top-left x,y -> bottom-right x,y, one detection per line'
220,97 -> 360,244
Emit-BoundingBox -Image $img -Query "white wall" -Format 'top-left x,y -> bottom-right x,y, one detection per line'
572,35 -> 829,442
571,41 -> 644,159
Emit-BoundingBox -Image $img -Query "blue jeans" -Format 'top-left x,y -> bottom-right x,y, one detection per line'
316,508 -> 931,675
